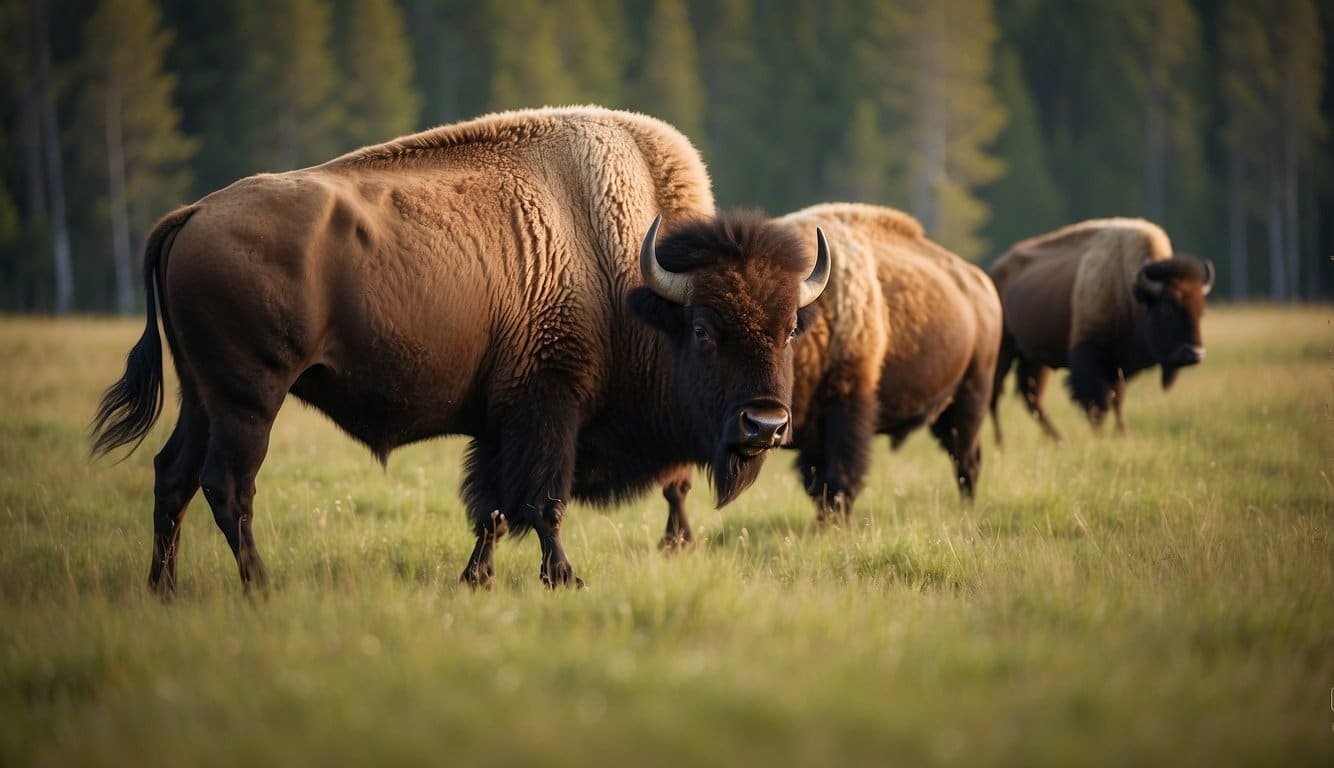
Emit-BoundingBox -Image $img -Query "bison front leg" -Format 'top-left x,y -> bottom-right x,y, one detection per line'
495,393 -> 585,590
659,468 -> 694,551
460,439 -> 507,589
797,389 -> 876,526
1068,342 -> 1113,432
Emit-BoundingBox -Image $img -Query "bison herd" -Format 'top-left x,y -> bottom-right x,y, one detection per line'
90,106 -> 1213,594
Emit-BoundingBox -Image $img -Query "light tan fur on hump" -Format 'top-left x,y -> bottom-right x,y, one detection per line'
777,203 -> 892,401
1066,218 -> 1172,345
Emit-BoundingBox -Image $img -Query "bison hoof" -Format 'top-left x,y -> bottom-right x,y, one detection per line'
540,561 -> 585,590
460,564 -> 495,591
658,533 -> 694,553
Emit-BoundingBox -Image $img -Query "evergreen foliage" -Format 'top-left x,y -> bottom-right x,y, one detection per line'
0,0 -> 1328,309
337,0 -> 421,148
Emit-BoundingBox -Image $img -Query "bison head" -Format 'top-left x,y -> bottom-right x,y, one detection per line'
1132,257 -> 1213,388
630,211 -> 830,507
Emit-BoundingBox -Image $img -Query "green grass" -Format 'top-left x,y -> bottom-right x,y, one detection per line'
1,305 -> 1330,767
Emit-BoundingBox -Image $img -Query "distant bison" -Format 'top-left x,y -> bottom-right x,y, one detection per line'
988,218 -> 1213,442
658,203 -> 1002,546
91,106 -> 831,594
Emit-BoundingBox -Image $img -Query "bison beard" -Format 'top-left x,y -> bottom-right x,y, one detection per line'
710,444 -> 766,508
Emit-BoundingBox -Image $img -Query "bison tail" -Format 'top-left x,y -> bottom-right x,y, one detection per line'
90,206 -> 196,459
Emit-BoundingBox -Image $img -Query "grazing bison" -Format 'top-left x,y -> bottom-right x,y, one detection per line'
988,217 -> 1213,442
659,203 -> 1002,547
90,106 -> 831,593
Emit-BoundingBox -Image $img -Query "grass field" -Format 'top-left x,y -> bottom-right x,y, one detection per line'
1,304 -> 1330,766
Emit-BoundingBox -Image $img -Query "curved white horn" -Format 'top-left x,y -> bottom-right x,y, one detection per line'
798,227 -> 832,308
640,215 -> 691,305
1200,259 -> 1215,296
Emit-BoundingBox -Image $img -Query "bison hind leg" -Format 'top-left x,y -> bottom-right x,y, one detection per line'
198,398 -> 283,594
148,389 -> 210,599
1015,357 -> 1062,442
929,375 -> 990,501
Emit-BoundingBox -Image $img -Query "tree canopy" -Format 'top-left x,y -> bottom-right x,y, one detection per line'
0,0 -> 1328,311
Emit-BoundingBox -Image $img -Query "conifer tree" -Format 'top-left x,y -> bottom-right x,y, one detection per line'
337,0 -> 421,149
637,0 -> 706,148
1219,0 -> 1324,300
486,0 -> 576,110
559,0 -> 628,107
983,45 -> 1065,260
861,0 -> 1006,260
75,0 -> 197,313
239,0 -> 343,171
824,99 -> 892,204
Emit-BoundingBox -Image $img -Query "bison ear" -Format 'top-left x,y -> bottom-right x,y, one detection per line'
629,286 -> 687,335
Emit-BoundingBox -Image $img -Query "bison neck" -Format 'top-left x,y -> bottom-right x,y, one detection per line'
570,334 -> 707,506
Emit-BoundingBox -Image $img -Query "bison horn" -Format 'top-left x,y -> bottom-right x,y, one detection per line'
1200,259 -> 1214,296
640,215 -> 692,305
798,227 -> 832,308
1135,263 -> 1164,299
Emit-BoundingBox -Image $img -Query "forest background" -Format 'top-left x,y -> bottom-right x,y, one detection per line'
1,0 -> 1328,314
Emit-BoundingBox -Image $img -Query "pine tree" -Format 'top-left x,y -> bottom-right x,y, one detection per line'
695,0 -> 762,204
983,45 -> 1065,260
75,0 -> 198,313
486,0 -> 576,110
1219,0 -> 1325,300
239,0 -> 343,171
636,0 -> 706,148
824,99 -> 892,204
861,0 -> 1007,260
337,0 -> 421,149
559,0 -> 629,107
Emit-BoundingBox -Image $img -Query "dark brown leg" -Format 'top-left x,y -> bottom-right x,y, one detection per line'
1016,358 -> 1062,442
199,404 -> 278,594
931,366 -> 991,500
148,391 -> 208,599
660,469 -> 694,551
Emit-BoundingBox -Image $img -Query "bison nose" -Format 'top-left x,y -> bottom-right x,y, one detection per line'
738,404 -> 789,448
1173,344 -> 1205,366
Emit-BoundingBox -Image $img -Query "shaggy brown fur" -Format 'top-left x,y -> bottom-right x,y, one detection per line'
989,218 -> 1212,442
658,203 -> 1002,546
91,106 -> 831,593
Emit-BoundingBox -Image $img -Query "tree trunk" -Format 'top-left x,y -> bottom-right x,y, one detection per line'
913,17 -> 945,234
1144,69 -> 1167,222
31,0 -> 73,314
1282,114 -> 1300,301
1226,143 -> 1248,300
105,72 -> 135,314
1266,156 -> 1286,301
17,51 -> 47,311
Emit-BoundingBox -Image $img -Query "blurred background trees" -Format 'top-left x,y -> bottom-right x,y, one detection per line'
0,0 -> 1328,311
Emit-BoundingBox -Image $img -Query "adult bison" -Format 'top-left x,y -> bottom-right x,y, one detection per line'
659,203 -> 1002,546
90,106 -> 831,594
988,217 -> 1213,443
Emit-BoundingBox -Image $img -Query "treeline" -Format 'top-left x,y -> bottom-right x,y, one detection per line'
0,0 -> 1328,313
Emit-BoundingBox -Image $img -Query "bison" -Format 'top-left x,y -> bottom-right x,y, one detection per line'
658,203 -> 1002,546
988,217 -> 1213,443
90,106 -> 831,594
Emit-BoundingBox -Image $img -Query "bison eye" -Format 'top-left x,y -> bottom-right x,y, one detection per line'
788,326 -> 799,340
693,324 -> 710,341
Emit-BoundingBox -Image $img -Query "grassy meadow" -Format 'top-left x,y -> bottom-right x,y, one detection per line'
0,305 -> 1330,766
